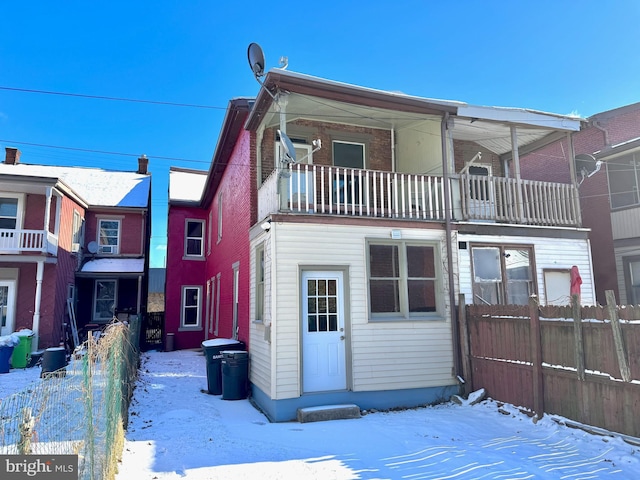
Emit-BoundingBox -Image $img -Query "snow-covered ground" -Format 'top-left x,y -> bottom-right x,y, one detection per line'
3,350 -> 640,479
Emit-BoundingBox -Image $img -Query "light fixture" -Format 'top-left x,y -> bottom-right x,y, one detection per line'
260,220 -> 271,232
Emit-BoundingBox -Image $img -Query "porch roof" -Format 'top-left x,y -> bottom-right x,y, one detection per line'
246,69 -> 583,156
78,258 -> 144,276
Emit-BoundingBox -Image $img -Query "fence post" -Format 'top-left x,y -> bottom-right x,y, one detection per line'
572,294 -> 585,381
529,296 -> 544,419
605,290 -> 631,382
458,294 -> 472,397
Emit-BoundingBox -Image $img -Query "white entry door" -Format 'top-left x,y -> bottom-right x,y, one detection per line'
302,271 -> 346,392
0,280 -> 16,336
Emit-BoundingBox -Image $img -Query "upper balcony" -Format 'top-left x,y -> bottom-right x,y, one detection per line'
258,164 -> 581,227
0,229 -> 58,255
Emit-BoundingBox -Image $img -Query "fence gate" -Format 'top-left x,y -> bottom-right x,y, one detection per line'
142,311 -> 164,351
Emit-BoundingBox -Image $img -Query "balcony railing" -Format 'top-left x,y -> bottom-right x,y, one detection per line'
258,165 -> 582,227
0,229 -> 58,254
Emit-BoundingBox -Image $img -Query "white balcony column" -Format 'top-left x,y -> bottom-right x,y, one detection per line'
567,132 -> 578,188
277,92 -> 288,136
510,126 -> 524,221
44,186 -> 52,233
32,260 -> 45,351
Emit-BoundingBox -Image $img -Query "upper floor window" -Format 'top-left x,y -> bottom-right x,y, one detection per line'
471,245 -> 534,305
255,245 -> 265,322
368,241 -> 441,320
184,219 -> 205,258
72,210 -> 84,252
98,219 -> 120,254
608,151 -> 640,209
0,197 -> 19,229
217,192 -> 223,243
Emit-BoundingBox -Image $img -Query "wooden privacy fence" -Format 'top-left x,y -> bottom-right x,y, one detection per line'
458,291 -> 640,438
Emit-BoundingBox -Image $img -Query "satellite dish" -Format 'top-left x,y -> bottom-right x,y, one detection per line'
87,241 -> 98,254
575,153 -> 602,185
248,43 -> 266,78
277,130 -> 297,163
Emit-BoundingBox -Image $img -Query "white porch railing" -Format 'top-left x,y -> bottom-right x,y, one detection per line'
458,174 -> 581,226
0,229 -> 58,254
257,166 -> 582,227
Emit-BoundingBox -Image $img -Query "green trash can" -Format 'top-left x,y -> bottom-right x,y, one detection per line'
221,350 -> 249,400
11,331 -> 34,369
202,339 -> 245,395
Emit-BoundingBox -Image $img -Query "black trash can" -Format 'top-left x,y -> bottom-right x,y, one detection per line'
202,339 -> 245,395
41,347 -> 67,378
221,350 -> 249,400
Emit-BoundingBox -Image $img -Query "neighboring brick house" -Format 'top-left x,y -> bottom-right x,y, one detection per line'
165,69 -> 597,422
0,148 -> 151,351
165,98 -> 253,351
523,103 -> 640,304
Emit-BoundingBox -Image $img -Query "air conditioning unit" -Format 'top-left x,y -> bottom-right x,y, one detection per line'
71,243 -> 80,253
100,245 -> 115,254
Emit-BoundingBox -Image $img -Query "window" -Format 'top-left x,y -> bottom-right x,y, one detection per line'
0,197 -> 19,229
368,242 -> 440,320
217,193 -> 223,242
471,246 -> 535,305
98,219 -> 120,254
608,151 -> 640,209
333,141 -> 365,204
207,210 -> 213,256
214,273 -> 221,335
277,140 -> 314,209
232,261 -> 240,339
93,280 -> 117,322
255,246 -> 265,322
181,286 -> 202,328
72,210 -> 84,252
184,219 -> 205,257
623,256 -> 640,305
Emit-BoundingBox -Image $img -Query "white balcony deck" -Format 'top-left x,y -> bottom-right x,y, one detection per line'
0,229 -> 58,255
258,165 -> 582,228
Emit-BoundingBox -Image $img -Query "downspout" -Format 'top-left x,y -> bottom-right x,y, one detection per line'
441,112 -> 462,381
137,275 -> 142,315
592,120 -> 609,146
32,260 -> 44,351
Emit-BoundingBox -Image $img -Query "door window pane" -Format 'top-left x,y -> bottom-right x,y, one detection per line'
473,247 -> 501,281
94,280 -> 116,321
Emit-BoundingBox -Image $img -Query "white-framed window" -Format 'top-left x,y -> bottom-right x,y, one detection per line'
232,261 -> 240,339
471,245 -> 535,305
207,210 -> 213,256
214,273 -> 221,336
98,218 -> 120,254
181,286 -> 202,328
184,219 -> 205,258
93,279 -> 117,322
277,140 -> 314,209
367,241 -> 441,320
255,245 -> 265,322
72,210 -> 84,252
217,192 -> 223,243
0,196 -> 19,229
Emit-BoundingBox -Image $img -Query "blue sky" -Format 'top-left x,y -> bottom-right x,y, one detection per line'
1,1 -> 639,267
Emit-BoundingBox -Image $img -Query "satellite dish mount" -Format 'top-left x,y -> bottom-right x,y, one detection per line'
575,153 -> 602,186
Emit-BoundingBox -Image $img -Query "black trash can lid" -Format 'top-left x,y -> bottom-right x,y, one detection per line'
221,350 -> 248,357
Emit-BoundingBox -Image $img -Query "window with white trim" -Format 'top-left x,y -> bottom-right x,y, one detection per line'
181,286 -> 202,328
72,210 -> 84,252
368,241 -> 441,320
217,193 -> 223,242
98,219 -> 120,254
255,245 -> 265,322
0,197 -> 19,229
93,280 -> 117,322
184,219 -> 205,257
232,261 -> 240,339
471,245 -> 535,305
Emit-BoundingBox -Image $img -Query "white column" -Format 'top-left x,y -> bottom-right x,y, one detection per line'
511,126 -> 524,222
32,260 -> 45,351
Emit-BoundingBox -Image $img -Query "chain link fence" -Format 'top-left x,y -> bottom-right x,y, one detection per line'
0,317 -> 140,480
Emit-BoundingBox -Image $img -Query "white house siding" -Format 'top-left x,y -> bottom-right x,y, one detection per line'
611,207 -> 640,240
614,245 -> 640,305
457,232 -> 596,306
249,233 -> 272,397
271,221 -> 456,400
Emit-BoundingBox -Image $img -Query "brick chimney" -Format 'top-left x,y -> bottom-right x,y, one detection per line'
137,154 -> 149,174
5,147 -> 21,165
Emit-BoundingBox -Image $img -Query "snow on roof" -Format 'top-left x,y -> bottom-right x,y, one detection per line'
0,163 -> 150,208
80,258 -> 144,274
169,168 -> 207,203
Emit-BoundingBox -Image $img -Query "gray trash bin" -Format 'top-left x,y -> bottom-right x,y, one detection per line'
202,339 -> 245,395
221,350 -> 249,400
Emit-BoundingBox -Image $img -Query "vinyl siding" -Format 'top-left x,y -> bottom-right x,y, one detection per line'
457,233 -> 596,306
611,207 -> 640,240
270,222 -> 455,400
249,234 -> 272,396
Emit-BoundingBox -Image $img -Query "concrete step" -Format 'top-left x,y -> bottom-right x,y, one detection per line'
297,404 -> 361,423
